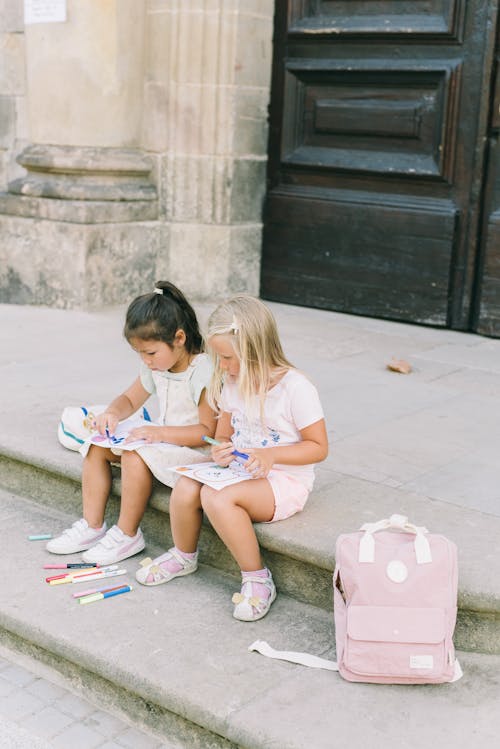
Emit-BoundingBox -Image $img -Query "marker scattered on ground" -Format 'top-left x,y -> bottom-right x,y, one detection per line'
79,585 -> 133,605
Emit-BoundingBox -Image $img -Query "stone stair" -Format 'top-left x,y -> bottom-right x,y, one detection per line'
1,300 -> 500,746
1,443 -> 499,748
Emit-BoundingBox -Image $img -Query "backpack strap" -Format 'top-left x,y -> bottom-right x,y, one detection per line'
248,640 -> 339,671
358,514 -> 432,564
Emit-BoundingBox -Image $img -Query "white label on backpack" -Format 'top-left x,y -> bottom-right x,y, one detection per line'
410,655 -> 434,669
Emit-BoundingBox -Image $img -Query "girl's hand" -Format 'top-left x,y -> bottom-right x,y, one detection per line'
94,411 -> 120,436
244,448 -> 275,479
211,441 -> 234,467
125,426 -> 161,444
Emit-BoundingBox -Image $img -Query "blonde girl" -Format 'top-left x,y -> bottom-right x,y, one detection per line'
136,295 -> 328,622
47,281 -> 216,565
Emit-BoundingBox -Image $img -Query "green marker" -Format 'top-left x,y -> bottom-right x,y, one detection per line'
202,435 -> 249,461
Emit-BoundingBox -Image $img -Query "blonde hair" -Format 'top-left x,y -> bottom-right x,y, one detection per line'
206,295 -> 293,416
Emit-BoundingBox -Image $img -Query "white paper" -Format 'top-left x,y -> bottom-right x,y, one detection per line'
24,0 -> 67,25
88,414 -> 167,452
173,461 -> 253,490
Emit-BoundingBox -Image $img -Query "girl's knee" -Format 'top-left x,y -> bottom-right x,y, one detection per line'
86,444 -> 113,465
121,450 -> 152,478
171,477 -> 202,508
200,486 -> 228,516
122,450 -> 145,468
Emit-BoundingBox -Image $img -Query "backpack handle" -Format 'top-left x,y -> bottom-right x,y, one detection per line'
358,514 -> 432,564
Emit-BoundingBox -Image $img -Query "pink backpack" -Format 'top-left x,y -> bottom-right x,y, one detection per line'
250,515 -> 462,684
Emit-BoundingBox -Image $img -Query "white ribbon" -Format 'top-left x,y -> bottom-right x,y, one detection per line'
248,640 -> 338,671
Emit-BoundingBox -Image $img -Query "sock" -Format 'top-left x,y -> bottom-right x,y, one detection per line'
144,546 -> 197,583
241,568 -> 272,604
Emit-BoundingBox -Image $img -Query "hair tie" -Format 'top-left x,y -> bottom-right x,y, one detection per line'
154,287 -> 164,295
230,316 -> 239,334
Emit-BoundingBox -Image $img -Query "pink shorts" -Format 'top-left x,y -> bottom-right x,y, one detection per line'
266,469 -> 312,522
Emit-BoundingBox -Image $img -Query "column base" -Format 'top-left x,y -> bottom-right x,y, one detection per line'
0,193 -> 158,224
0,213 -> 168,308
8,144 -> 158,203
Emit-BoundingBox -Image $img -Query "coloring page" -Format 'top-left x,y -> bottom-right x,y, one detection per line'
89,414 -> 166,452
173,461 -> 252,490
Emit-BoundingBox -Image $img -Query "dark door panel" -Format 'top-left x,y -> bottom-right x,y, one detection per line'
263,191 -> 457,323
281,60 -> 461,180
474,34 -> 500,336
288,1 -> 465,39
262,0 -> 498,331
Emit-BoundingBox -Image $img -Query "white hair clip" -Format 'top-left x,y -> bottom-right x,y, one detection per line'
154,287 -> 164,295
230,316 -> 239,334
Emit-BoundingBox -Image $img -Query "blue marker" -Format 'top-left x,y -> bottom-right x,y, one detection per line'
105,426 -> 124,445
202,435 -> 249,461
79,585 -> 132,605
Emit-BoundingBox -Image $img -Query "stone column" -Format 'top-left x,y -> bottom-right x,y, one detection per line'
143,0 -> 274,302
0,0 -> 163,308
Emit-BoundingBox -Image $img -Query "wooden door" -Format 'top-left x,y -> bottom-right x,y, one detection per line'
261,1 -> 499,330
474,22 -> 500,337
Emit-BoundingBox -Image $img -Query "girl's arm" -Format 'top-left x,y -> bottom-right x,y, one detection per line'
126,389 -> 217,447
95,377 -> 150,434
245,418 -> 329,478
208,411 -> 235,466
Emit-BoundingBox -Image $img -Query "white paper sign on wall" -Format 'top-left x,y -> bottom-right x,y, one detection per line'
24,0 -> 67,25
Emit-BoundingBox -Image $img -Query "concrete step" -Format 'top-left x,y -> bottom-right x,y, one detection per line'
1,440 -> 499,656
1,488 -> 499,749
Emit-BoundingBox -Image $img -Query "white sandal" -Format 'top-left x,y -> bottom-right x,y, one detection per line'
135,548 -> 198,586
232,573 -> 277,621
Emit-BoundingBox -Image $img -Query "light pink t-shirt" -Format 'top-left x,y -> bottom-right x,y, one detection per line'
219,369 -> 324,488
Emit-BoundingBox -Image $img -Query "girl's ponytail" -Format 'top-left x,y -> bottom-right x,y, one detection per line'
124,281 -> 203,354
155,280 -> 203,353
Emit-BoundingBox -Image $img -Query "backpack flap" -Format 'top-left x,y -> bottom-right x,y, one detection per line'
341,604 -> 455,684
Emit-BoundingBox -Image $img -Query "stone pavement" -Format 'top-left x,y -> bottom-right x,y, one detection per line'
0,646 -> 172,749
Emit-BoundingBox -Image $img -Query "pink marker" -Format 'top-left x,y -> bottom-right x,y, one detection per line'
72,583 -> 130,599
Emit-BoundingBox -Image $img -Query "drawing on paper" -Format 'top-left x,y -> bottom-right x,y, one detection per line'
88,415 -> 162,452
173,461 -> 251,490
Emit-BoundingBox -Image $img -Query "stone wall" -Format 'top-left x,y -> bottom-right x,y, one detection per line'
0,0 -> 27,191
0,0 -> 274,308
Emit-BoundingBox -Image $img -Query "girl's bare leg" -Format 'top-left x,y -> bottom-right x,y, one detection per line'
117,450 -> 153,537
82,445 -> 118,528
135,476 -> 203,584
200,480 -> 275,571
170,476 -> 203,552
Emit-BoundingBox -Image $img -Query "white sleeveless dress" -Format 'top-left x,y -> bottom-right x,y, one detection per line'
117,354 -> 211,487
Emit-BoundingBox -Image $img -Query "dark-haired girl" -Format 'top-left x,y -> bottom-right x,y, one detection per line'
47,282 -> 216,565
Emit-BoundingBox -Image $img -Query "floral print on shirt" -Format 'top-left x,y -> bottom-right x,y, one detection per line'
231,413 -> 281,450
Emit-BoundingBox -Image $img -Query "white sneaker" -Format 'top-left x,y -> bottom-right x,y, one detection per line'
82,525 -> 145,565
46,518 -> 107,554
